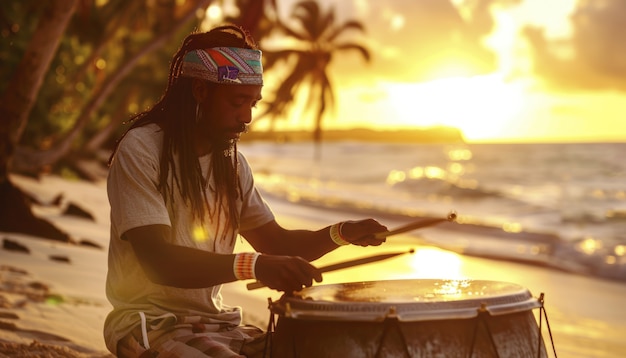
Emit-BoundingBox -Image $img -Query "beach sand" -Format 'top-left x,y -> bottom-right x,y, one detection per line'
1,174 -> 626,357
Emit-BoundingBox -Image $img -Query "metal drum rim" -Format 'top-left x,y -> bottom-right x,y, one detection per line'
272,278 -> 541,322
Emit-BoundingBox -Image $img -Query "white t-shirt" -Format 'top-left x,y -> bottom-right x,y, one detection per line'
104,123 -> 274,353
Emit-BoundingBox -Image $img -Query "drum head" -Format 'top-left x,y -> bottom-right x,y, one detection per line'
273,279 -> 540,322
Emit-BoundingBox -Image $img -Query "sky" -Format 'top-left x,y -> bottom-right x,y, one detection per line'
214,0 -> 626,143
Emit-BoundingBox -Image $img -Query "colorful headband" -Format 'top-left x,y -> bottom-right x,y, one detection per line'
181,47 -> 263,85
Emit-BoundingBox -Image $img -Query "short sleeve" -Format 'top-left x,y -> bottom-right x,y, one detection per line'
107,126 -> 171,237
237,153 -> 274,232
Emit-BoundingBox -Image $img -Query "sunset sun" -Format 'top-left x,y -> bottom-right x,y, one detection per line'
383,74 -> 526,141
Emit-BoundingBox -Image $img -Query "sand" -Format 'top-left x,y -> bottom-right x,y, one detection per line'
1,173 -> 626,357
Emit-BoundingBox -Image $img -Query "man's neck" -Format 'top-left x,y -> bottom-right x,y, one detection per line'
195,143 -> 212,156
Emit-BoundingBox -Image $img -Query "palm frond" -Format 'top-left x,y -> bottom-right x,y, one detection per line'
317,5 -> 336,41
275,17 -> 309,41
334,43 -> 371,62
326,20 -> 367,43
262,49 -> 304,72
257,57 -> 315,119
291,0 -> 322,41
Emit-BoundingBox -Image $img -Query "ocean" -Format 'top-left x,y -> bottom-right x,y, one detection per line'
239,141 -> 626,284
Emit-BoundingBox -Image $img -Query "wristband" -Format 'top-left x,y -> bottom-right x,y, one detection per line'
330,222 -> 350,246
233,252 -> 260,280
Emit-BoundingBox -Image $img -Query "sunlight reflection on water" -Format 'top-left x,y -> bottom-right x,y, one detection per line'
408,247 -> 465,279
319,246 -> 468,285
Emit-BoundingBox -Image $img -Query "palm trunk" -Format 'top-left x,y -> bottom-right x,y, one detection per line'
0,0 -> 77,178
12,0 -> 214,175
0,0 -> 77,240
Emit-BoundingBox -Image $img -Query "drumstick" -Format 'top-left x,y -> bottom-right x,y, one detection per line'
246,249 -> 415,290
373,211 -> 457,240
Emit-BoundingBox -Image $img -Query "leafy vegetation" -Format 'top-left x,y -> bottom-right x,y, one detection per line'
0,0 -> 371,239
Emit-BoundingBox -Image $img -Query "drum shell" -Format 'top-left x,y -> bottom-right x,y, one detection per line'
268,279 -> 548,358
270,310 -> 546,357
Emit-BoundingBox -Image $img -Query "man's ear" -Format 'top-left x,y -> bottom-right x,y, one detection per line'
191,79 -> 208,103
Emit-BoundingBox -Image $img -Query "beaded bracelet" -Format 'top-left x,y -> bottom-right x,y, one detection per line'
330,222 -> 350,246
233,252 -> 260,280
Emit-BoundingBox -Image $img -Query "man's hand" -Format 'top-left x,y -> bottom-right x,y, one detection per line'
254,255 -> 323,293
340,219 -> 388,247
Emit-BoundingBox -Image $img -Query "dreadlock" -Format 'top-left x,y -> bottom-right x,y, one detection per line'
109,25 -> 258,243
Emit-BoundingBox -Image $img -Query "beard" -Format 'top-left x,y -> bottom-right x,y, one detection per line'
207,123 -> 248,157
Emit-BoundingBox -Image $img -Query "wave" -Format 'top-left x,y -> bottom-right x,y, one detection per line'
392,176 -> 505,200
243,141 -> 626,284
255,173 -> 626,284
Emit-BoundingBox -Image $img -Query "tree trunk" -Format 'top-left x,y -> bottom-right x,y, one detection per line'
0,0 -> 77,178
237,0 -> 265,34
12,0 -> 214,176
0,0 -> 77,240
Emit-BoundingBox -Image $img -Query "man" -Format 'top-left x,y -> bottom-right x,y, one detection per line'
104,25 -> 387,357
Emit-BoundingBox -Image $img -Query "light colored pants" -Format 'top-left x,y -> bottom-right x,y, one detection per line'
117,324 -> 267,358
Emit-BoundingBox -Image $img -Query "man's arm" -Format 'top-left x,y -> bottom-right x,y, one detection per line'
124,224 -> 237,288
125,224 -> 324,292
240,219 -> 387,261
241,220 -> 336,261
240,219 -> 387,290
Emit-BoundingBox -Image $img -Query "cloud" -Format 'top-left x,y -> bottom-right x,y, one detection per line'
525,0 -> 626,91
332,0 -> 500,82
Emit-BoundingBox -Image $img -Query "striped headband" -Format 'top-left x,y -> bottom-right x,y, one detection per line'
181,47 -> 263,85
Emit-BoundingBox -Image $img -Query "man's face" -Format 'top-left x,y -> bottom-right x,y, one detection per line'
196,83 -> 262,154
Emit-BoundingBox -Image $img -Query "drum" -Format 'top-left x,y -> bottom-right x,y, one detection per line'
267,279 -> 547,357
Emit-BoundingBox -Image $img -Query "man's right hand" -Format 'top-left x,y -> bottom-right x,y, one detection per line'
254,255 -> 323,293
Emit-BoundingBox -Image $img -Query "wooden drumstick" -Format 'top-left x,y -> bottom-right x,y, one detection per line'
373,211 -> 457,240
246,249 -> 415,290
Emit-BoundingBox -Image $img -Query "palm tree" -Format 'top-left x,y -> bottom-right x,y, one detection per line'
0,0 -> 78,241
258,0 -> 370,159
0,0 -> 213,239
11,0 -> 214,177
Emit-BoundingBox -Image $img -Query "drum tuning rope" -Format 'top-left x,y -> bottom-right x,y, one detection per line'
374,315 -> 411,358
538,292 -> 558,358
262,298 -> 275,358
468,305 -> 501,358
468,297 -> 558,358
